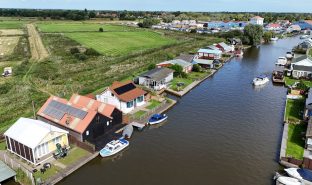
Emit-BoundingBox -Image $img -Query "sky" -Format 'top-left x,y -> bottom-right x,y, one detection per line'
0,0 -> 311,13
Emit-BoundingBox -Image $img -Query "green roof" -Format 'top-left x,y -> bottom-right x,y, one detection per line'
0,161 -> 16,182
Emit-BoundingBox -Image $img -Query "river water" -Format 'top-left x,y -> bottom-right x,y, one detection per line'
55,37 -> 301,185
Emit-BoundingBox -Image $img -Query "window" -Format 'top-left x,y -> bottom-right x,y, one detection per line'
127,101 -> 133,108
137,96 -> 144,103
111,93 -> 114,97
86,130 -> 89,136
53,136 -> 61,144
107,121 -> 110,126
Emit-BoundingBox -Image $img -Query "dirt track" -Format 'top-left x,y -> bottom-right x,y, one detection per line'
27,24 -> 49,61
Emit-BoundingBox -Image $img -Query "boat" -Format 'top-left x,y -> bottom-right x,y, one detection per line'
100,138 -> 129,157
253,75 -> 269,86
275,172 -> 302,185
285,168 -> 312,182
271,37 -> 279,41
276,57 -> 287,66
272,70 -> 285,84
300,35 -> 309,39
234,49 -> 244,57
148,114 -> 168,125
286,52 -> 294,59
122,124 -> 133,139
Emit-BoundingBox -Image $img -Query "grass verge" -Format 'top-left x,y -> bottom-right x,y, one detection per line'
146,99 -> 161,110
286,123 -> 306,160
285,99 -> 305,123
58,146 -> 89,166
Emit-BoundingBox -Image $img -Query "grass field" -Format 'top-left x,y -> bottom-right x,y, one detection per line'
0,21 -> 26,29
285,99 -> 305,123
286,123 -> 306,160
65,31 -> 177,56
37,23 -> 136,33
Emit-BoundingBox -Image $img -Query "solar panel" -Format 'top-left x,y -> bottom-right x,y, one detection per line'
43,100 -> 88,120
114,83 -> 136,95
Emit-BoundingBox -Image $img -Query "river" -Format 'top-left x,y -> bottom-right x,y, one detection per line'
57,36 -> 299,185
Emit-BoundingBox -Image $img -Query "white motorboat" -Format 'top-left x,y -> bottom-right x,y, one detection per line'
286,52 -> 294,59
276,176 -> 302,185
284,168 -> 303,180
100,138 -> 129,157
276,57 -> 287,66
300,35 -> 309,39
253,75 -> 269,86
271,37 -> 279,41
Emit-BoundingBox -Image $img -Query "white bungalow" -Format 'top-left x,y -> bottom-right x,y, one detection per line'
250,16 -> 264,26
96,81 -> 146,114
4,118 -> 69,165
291,56 -> 312,79
138,68 -> 174,90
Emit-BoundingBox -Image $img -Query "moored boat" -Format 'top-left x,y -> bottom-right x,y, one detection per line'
286,52 -> 294,59
300,35 -> 309,39
276,57 -> 287,66
284,168 -> 312,182
100,138 -> 129,157
148,114 -> 168,125
274,172 -> 302,185
271,37 -> 279,41
253,75 -> 269,86
272,70 -> 285,84
122,124 -> 133,139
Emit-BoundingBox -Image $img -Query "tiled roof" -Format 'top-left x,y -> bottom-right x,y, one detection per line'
251,16 -> 264,19
37,94 -> 118,134
109,81 -> 146,102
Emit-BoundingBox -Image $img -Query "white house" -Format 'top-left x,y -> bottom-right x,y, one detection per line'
4,118 -> 69,165
138,68 -> 174,91
250,16 -> 264,26
157,59 -> 193,73
291,56 -> 312,79
287,25 -> 301,33
96,81 -> 146,114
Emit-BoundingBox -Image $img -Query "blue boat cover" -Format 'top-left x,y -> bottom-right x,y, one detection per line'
119,138 -> 128,144
257,75 -> 267,79
297,168 -> 312,182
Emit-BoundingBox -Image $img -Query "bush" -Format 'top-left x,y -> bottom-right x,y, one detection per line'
99,27 -> 104,32
192,64 -> 202,72
16,168 -> 32,185
31,60 -> 59,80
85,48 -> 100,56
0,82 -> 12,95
74,53 -> 87,61
166,52 -> 176,60
148,63 -> 156,70
70,47 -> 80,55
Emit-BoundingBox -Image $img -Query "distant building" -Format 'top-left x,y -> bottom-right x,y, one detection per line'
250,16 -> 264,26
216,42 -> 234,53
287,25 -> 302,33
265,23 -> 282,31
293,20 -> 312,30
157,59 -> 193,73
97,81 -> 146,114
195,48 -> 222,60
138,68 -> 174,91
4,118 -> 69,165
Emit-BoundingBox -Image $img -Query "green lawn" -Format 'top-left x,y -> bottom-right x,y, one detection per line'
0,20 -> 26,29
0,140 -> 6,150
285,77 -> 312,87
170,72 -> 210,91
286,123 -> 307,160
37,23 -> 136,33
34,165 -> 61,182
134,110 -> 147,119
285,99 -> 305,123
146,99 -> 161,110
64,31 -> 176,56
58,146 -> 89,166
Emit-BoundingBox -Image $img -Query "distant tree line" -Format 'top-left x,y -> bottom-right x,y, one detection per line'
1,9 -> 312,22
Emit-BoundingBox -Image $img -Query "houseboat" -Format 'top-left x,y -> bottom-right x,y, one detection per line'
272,70 -> 285,84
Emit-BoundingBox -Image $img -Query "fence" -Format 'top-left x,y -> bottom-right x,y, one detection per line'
0,151 -> 35,185
68,135 -> 95,153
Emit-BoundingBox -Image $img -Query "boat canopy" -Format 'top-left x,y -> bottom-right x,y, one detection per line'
152,114 -> 162,119
257,75 -> 267,79
297,168 -> 312,182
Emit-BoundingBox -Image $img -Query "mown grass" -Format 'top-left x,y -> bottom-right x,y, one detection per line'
146,99 -> 161,110
285,77 -> 312,88
0,140 -> 6,150
0,20 -> 26,29
286,123 -> 306,160
285,99 -> 305,123
134,110 -> 147,119
34,165 -> 61,182
170,71 -> 210,91
58,146 -> 89,166
65,31 -> 177,56
37,23 -> 136,33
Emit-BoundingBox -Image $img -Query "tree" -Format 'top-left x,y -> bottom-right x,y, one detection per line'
170,64 -> 186,78
70,47 -> 80,55
243,24 -> 263,46
263,31 -> 275,43
192,64 -> 202,72
190,29 -> 197,33
148,64 -> 156,70
85,48 -> 100,56
99,27 -> 104,32
138,18 -> 160,28
162,14 -> 175,23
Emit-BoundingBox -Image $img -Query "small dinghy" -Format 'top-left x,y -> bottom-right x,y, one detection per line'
148,114 -> 168,125
275,172 -> 302,185
100,138 -> 129,157
253,75 -> 269,86
122,124 -> 133,139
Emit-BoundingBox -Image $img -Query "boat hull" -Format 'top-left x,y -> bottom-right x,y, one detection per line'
148,116 -> 168,125
253,78 -> 269,86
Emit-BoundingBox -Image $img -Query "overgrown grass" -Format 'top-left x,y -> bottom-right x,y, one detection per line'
134,110 -> 147,119
58,146 -> 89,166
146,99 -> 161,110
286,123 -> 306,160
0,20 -> 26,29
285,99 -> 305,123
